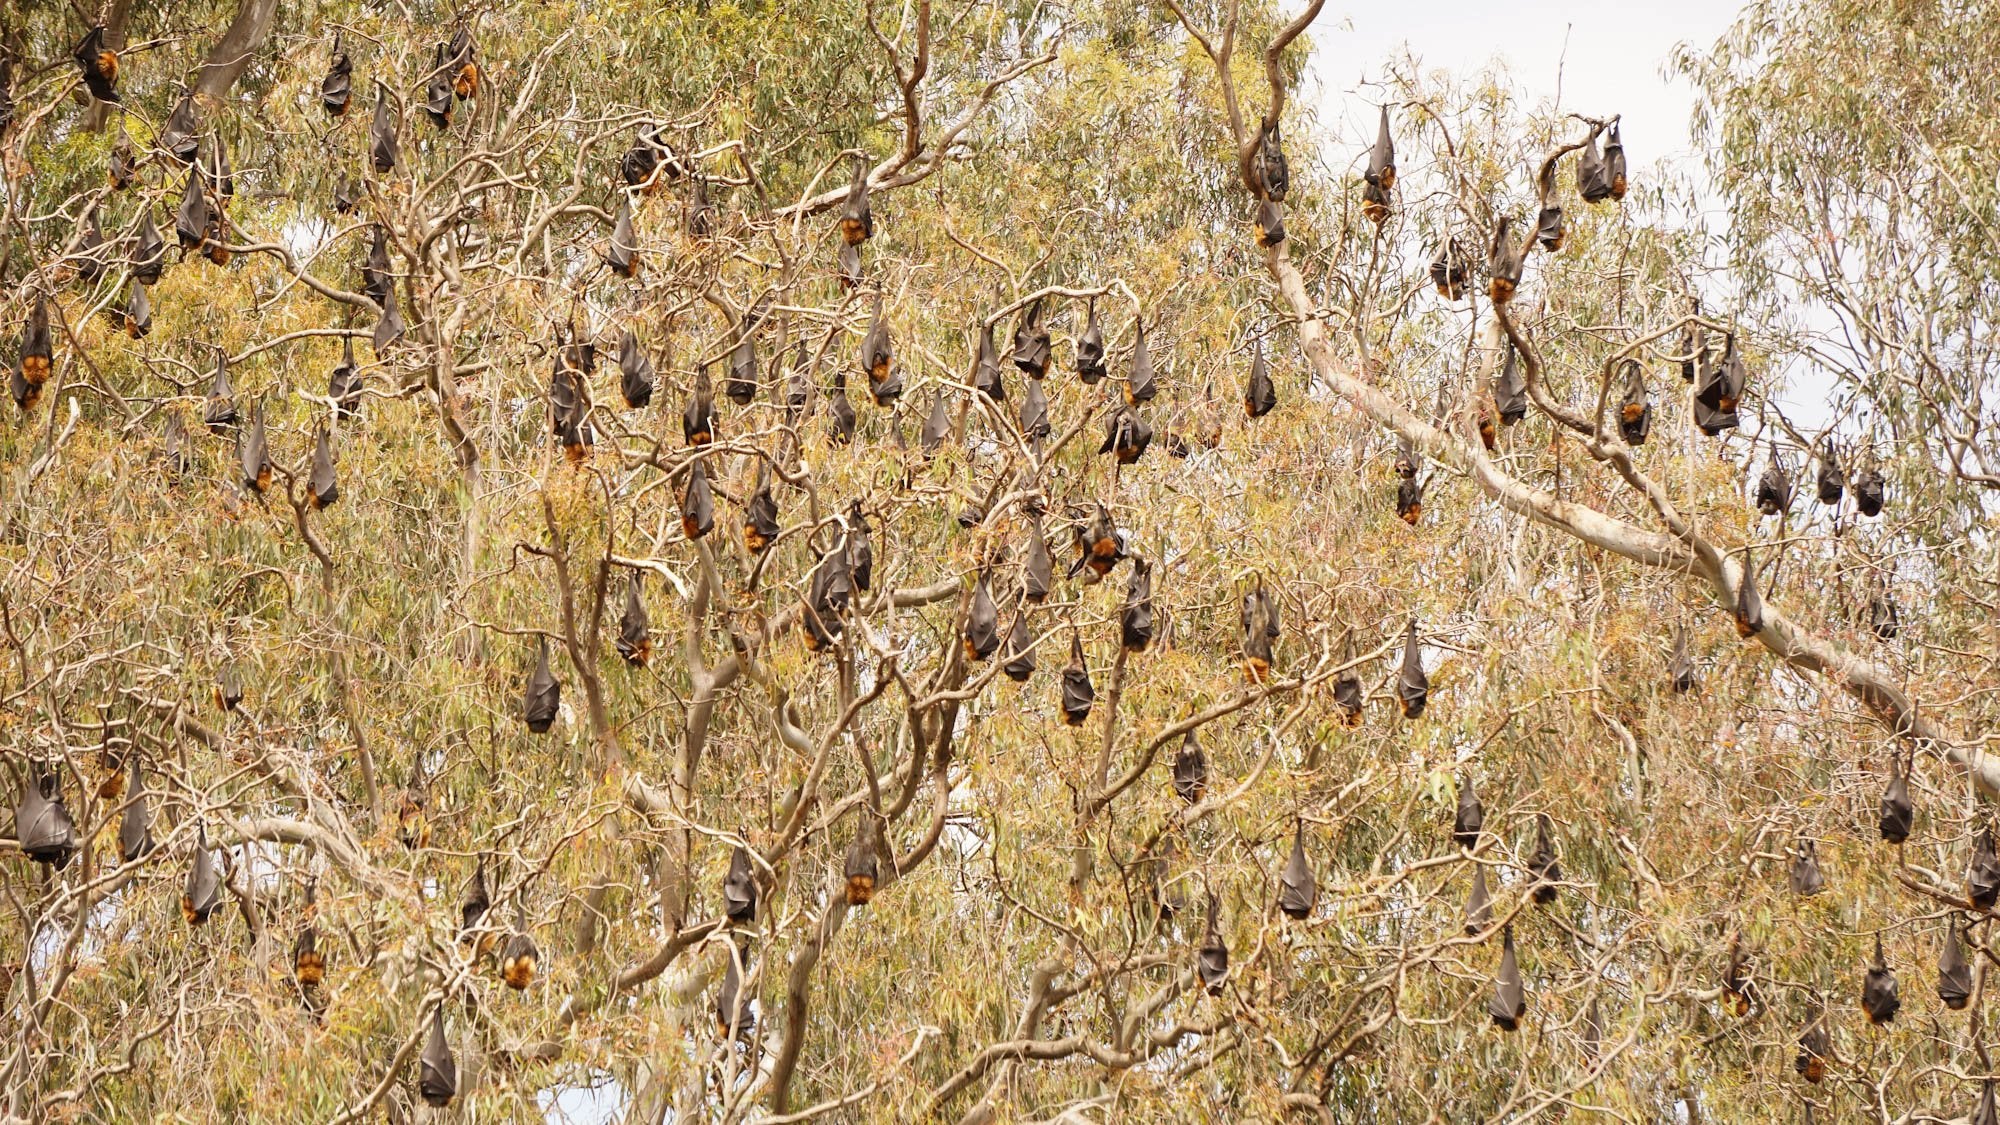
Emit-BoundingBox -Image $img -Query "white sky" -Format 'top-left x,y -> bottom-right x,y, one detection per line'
1306,0 -> 1749,169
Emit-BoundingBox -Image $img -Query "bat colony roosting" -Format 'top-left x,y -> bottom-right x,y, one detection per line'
0,0 -> 1975,1119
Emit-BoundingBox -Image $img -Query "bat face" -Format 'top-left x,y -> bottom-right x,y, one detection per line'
1853,468 -> 1886,517
322,44 -> 352,116
1257,117 -> 1289,202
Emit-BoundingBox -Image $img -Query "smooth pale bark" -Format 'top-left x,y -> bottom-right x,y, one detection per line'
194,0 -> 280,101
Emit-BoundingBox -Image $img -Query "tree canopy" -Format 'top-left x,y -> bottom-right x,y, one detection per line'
0,0 -> 1995,1121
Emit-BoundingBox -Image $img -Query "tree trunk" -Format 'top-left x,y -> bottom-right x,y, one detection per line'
193,0 -> 279,102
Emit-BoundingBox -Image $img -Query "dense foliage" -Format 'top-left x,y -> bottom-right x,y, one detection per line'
0,0 -> 1994,1121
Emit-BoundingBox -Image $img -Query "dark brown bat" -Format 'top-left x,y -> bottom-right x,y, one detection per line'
619,328 -> 655,409
308,426 -> 339,509
369,91 -> 398,174
1880,755 -> 1913,844
204,347 -> 242,431
1396,620 -> 1427,718
1077,299 -> 1107,383
14,770 -> 76,869
1244,340 -> 1276,419
161,94 -> 199,164
1012,298 -> 1050,378
418,1011 -> 457,1106
1060,633 -> 1094,725
972,321 -> 1005,401
524,636 -> 560,732
182,823 -> 220,925
681,460 -> 715,540
963,571 -> 1000,662
616,569 -> 652,667
1861,936 -> 1899,1025
321,36 -> 351,116
1120,557 -> 1154,652
1172,731 -> 1206,804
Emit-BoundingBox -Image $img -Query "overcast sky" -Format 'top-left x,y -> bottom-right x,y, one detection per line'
1307,0 -> 1748,179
